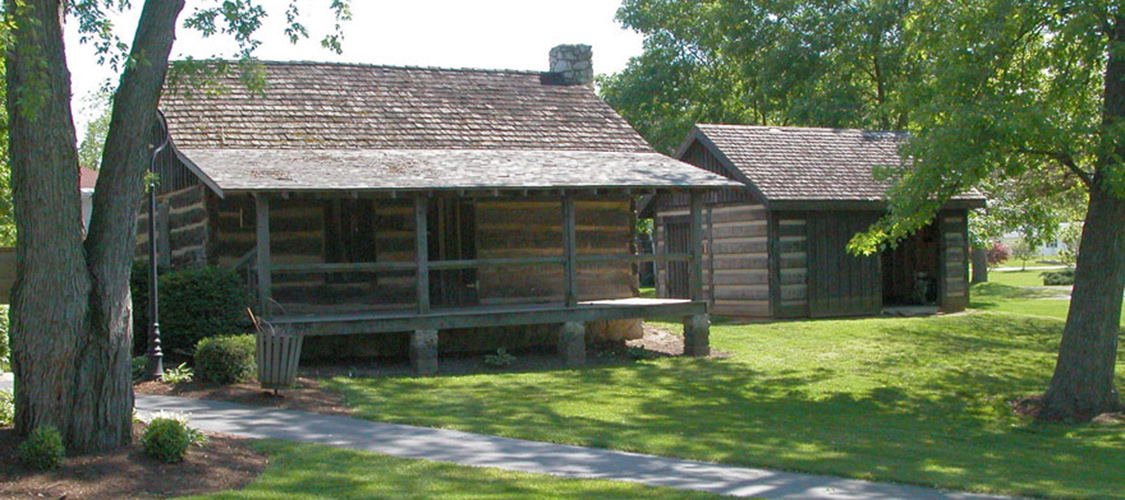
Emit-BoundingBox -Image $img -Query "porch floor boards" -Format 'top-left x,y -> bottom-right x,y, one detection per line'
268,297 -> 706,336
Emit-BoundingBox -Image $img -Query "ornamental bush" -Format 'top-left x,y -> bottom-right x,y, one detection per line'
18,425 -> 65,470
195,334 -> 256,385
131,264 -> 249,357
141,413 -> 193,463
0,390 -> 13,426
986,241 -> 1012,268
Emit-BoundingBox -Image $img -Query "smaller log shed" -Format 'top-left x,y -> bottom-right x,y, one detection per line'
651,125 -> 986,319
136,47 -> 741,370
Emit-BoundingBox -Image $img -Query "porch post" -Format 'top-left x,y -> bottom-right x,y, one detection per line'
255,193 -> 272,317
689,189 -> 705,302
415,195 -> 431,314
562,192 -> 578,307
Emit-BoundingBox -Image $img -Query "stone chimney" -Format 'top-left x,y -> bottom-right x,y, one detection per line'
549,44 -> 593,85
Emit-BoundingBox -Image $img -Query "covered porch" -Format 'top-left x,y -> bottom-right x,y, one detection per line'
241,187 -> 714,373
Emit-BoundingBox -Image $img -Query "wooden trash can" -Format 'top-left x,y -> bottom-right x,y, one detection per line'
256,327 -> 304,392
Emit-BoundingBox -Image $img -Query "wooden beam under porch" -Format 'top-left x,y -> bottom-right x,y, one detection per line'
269,297 -> 706,337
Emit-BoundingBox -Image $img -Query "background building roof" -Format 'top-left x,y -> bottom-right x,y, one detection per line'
686,124 -> 984,204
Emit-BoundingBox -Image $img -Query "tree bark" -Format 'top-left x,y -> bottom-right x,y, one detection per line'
6,0 -> 93,440
74,0 -> 185,453
970,246 -> 989,283
1039,14 -> 1125,421
6,0 -> 185,453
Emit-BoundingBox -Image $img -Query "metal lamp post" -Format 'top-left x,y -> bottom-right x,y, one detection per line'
146,116 -> 171,381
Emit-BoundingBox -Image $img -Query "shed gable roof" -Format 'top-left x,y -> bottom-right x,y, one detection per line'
160,61 -> 654,153
683,124 -> 913,202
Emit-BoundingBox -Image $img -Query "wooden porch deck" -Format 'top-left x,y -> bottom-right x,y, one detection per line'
269,298 -> 707,336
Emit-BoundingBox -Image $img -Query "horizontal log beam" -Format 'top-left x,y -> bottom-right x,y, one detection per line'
272,299 -> 708,335
576,253 -> 691,264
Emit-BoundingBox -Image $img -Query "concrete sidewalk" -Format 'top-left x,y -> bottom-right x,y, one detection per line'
134,394 -> 1016,500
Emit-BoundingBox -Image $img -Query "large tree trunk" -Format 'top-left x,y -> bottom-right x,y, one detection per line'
1039,14 -> 1125,421
6,0 -> 93,440
75,0 -> 185,453
970,246 -> 988,283
1040,185 -> 1125,419
6,0 -> 185,453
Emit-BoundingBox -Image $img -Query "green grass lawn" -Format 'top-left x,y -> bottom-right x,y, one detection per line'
973,269 -> 1125,327
326,312 -> 1125,499
180,440 -> 731,500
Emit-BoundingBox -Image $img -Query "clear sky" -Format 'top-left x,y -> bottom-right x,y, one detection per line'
65,0 -> 644,133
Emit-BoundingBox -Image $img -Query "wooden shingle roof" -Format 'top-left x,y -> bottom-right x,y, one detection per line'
158,60 -> 745,194
161,61 -> 653,152
684,124 -> 984,205
179,148 -> 741,193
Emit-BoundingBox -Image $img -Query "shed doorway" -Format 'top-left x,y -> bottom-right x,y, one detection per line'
428,198 -> 479,308
881,222 -> 941,307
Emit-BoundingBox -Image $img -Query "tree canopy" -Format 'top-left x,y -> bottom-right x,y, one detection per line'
601,0 -> 917,153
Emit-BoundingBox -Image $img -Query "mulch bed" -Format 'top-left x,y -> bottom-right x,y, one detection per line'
1010,395 -> 1125,424
135,376 -> 353,416
0,423 -> 266,500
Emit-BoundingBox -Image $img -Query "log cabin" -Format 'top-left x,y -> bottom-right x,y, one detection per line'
652,124 -> 986,319
139,46 -> 740,372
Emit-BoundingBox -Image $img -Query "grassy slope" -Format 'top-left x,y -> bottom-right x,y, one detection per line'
327,313 -> 1125,499
975,270 -> 1125,326
180,440 -> 731,500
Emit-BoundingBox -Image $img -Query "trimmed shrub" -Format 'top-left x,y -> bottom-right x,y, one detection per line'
132,356 -> 148,382
195,334 -> 256,384
131,264 -> 249,357
1,305 -> 9,369
141,412 -> 193,463
0,390 -> 13,426
1042,268 -> 1076,286
18,425 -> 65,470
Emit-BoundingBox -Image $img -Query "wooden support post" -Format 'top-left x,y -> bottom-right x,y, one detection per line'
558,322 -> 586,367
255,193 -> 272,317
683,314 -> 710,357
415,195 -> 430,314
689,189 -> 705,302
410,329 -> 439,375
562,193 -> 578,307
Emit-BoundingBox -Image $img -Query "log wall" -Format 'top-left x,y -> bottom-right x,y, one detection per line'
772,213 -> 809,318
708,203 -> 771,317
476,196 -> 635,305
210,195 -> 327,302
136,185 -> 209,268
939,209 -> 970,312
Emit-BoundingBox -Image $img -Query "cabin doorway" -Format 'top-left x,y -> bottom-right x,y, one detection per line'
664,219 -> 691,298
324,199 -> 376,284
881,222 -> 941,307
428,198 -> 479,308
